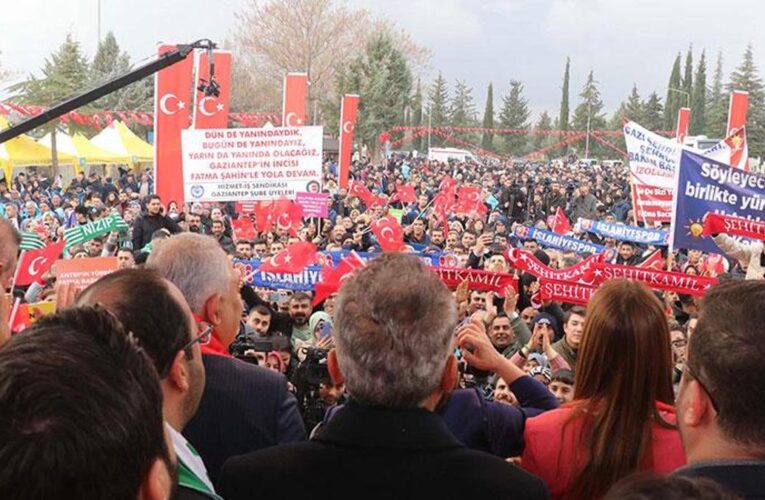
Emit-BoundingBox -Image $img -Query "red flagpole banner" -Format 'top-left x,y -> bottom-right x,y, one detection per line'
675,107 -> 691,144
282,73 -> 309,127
154,43 -> 194,207
193,50 -> 232,129
727,90 -> 749,135
338,94 -> 360,189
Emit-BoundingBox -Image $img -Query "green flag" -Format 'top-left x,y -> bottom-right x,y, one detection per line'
389,208 -> 404,224
64,214 -> 130,249
19,232 -> 46,251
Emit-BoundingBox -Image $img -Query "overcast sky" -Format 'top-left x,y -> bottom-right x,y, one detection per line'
2,0 -> 764,118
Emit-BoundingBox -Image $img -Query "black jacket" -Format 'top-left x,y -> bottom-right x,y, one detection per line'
674,460 -> 765,499
183,354 -> 306,485
131,212 -> 182,251
218,400 -> 549,500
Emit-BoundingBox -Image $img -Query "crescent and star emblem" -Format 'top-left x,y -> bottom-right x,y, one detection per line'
159,93 -> 185,115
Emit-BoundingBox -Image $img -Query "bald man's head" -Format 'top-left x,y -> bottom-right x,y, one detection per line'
0,219 -> 20,288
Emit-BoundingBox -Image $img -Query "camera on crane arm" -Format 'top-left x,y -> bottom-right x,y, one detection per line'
196,43 -> 220,98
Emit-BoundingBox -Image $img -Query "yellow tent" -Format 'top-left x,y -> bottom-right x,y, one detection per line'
0,116 -> 77,186
38,131 -> 132,173
89,120 -> 153,169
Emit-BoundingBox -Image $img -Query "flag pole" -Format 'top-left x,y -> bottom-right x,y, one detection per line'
9,250 -> 25,295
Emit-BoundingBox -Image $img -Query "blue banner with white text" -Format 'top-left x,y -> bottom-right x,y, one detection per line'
578,218 -> 669,246
671,150 -> 765,252
513,226 -> 605,254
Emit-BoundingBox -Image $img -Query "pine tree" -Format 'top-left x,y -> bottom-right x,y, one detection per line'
728,44 -> 765,157
411,78 -> 423,152
498,80 -> 530,155
623,84 -> 643,122
664,53 -> 683,129
532,110 -> 553,152
690,50 -> 707,135
571,70 -> 606,130
571,70 -> 606,157
427,72 -> 449,126
559,57 -> 570,131
335,32 -> 412,151
481,82 -> 494,150
449,79 -> 477,126
642,92 -> 664,131
706,51 -> 727,137
682,47 -> 693,106
88,31 -> 153,112
15,34 -> 90,173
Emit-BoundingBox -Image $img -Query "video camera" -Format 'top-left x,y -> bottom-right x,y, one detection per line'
293,347 -> 332,432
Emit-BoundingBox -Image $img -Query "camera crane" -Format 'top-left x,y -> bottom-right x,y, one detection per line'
0,39 -> 219,145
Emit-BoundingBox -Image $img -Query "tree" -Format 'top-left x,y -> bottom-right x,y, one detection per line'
0,51 -> 14,83
682,47 -> 693,106
532,110 -> 553,152
498,80 -> 530,155
90,31 -> 152,111
234,0 -> 429,118
335,32 -> 412,152
559,57 -> 570,131
623,84 -> 643,122
571,70 -> 606,131
427,72 -> 449,126
411,78 -> 423,152
706,51 -> 727,137
449,79 -> 477,127
571,70 -> 606,157
728,44 -> 765,157
690,50 -> 707,135
642,92 -> 664,131
481,82 -> 494,150
664,53 -> 683,129
15,34 -> 90,173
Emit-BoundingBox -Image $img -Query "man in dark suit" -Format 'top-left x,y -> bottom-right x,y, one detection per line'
147,233 -> 306,484
674,280 -> 765,499
219,253 -> 549,500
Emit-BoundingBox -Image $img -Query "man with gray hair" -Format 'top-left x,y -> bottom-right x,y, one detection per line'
218,253 -> 549,500
146,233 -> 305,483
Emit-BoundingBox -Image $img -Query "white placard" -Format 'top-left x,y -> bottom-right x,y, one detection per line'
182,126 -> 323,201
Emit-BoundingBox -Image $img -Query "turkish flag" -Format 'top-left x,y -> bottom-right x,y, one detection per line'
675,107 -> 690,144
15,240 -> 65,286
313,251 -> 366,305
638,249 -> 665,270
547,207 -> 572,235
254,201 -> 276,232
9,302 -> 31,333
273,199 -> 304,236
259,242 -> 317,274
453,185 -> 486,215
338,94 -> 360,189
390,184 -> 417,204
372,215 -> 405,252
439,176 -> 456,193
349,181 -> 373,204
193,50 -> 232,129
231,218 -> 256,242
155,43 -> 194,206
282,73 -> 308,127
724,126 -> 748,171
432,191 -> 454,231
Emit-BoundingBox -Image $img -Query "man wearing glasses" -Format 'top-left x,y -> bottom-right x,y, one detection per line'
78,269 -> 220,499
675,280 -> 765,498
147,233 -> 306,483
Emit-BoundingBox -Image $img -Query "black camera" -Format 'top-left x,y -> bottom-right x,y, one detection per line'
293,347 -> 332,432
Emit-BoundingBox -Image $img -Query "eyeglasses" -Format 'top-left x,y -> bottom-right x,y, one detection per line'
684,363 -> 719,413
181,323 -> 213,353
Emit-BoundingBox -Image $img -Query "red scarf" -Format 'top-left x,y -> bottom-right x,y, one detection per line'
192,313 -> 232,358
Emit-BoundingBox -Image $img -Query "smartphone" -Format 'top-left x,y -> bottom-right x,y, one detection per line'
318,321 -> 333,339
268,292 -> 281,303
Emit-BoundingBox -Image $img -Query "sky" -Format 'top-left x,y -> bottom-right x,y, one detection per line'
2,0 -> 764,118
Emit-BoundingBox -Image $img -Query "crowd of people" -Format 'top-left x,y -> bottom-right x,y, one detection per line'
1,153 -> 764,499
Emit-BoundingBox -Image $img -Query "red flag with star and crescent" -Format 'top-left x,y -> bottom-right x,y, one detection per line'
372,215 -> 406,252
254,201 -> 276,232
15,240 -> 65,286
547,207 -> 572,235
390,184 -> 417,204
724,126 -> 748,171
313,251 -> 366,306
349,181 -> 373,205
453,186 -> 486,215
155,43 -> 194,206
258,242 -> 317,274
272,199 -> 304,237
